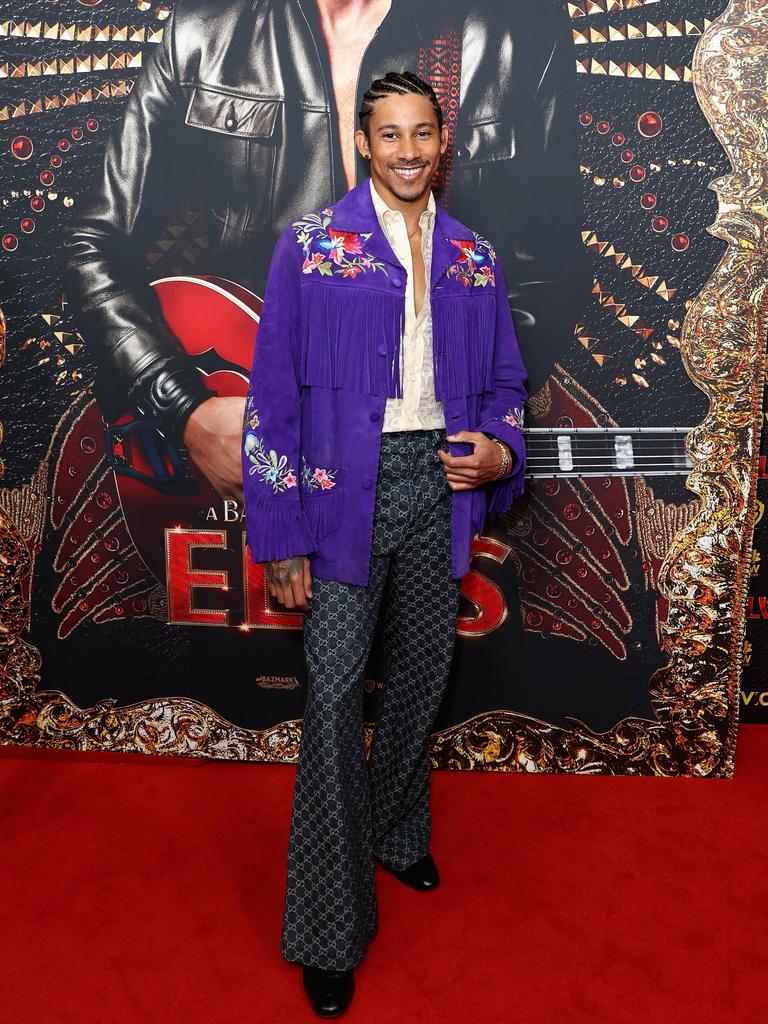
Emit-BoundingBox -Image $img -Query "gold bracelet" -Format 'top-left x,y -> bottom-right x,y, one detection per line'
490,438 -> 511,480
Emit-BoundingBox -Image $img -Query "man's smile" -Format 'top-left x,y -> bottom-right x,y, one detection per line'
389,163 -> 428,182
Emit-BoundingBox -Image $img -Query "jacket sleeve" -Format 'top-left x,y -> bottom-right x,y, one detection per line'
477,254 -> 529,518
450,1 -> 591,396
242,228 -> 316,563
60,3 -> 213,434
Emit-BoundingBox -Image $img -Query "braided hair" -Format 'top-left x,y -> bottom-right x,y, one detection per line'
358,70 -> 443,138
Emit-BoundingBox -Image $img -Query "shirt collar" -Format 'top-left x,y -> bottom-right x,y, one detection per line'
369,177 -> 436,232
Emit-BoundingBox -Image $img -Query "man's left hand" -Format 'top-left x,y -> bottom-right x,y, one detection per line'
438,431 -> 511,491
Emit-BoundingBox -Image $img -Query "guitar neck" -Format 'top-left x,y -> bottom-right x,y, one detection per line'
522,426 -> 694,479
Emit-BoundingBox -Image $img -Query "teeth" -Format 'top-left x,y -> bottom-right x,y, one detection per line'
393,167 -> 423,179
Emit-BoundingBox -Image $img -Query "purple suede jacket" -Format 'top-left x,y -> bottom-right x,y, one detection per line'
242,178 -> 528,585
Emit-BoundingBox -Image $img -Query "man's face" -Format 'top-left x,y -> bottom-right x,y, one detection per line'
355,92 -> 448,204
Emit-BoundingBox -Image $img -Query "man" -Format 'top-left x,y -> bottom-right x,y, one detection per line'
242,71 -> 527,1016
62,0 -> 586,502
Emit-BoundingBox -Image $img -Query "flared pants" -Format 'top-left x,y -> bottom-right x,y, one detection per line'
280,428 -> 461,970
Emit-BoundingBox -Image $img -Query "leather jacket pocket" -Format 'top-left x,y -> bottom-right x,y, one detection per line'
454,119 -> 515,192
185,87 -> 280,140
185,87 -> 280,229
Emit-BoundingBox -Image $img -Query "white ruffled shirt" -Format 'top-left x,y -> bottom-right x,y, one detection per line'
369,179 -> 446,432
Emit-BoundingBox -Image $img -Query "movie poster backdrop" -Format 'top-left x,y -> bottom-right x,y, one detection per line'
1,0 -> 761,773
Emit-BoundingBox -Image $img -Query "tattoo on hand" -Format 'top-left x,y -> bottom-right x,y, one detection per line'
267,558 -> 303,585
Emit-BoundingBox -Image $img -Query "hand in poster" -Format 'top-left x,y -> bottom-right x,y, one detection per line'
182,397 -> 246,502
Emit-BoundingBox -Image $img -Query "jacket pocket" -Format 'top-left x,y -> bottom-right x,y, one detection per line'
457,119 -> 515,165
303,488 -> 343,545
185,87 -> 281,140
185,87 -> 280,227
453,119 -> 516,193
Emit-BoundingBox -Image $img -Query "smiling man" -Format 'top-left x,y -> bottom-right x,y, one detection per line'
242,71 -> 528,1016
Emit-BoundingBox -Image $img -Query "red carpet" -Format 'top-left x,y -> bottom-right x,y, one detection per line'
1,726 -> 766,1024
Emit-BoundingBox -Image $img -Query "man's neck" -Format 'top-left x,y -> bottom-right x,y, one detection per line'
370,176 -> 432,234
313,0 -> 393,192
314,0 -> 388,33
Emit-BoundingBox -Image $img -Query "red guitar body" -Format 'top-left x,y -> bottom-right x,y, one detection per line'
107,276 -> 261,580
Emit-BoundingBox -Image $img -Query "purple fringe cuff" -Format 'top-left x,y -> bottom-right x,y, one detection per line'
483,423 -> 527,519
244,494 -> 316,563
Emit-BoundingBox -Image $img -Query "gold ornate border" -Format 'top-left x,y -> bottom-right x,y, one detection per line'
0,0 -> 762,774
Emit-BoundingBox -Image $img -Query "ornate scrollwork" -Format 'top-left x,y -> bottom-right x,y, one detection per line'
0,1 -> 760,775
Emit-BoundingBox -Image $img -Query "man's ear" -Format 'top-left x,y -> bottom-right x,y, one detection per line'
355,128 -> 371,160
440,124 -> 449,155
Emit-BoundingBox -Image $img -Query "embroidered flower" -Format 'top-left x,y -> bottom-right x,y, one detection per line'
319,228 -> 364,265
243,394 -> 260,430
293,211 -> 388,279
447,233 -> 497,287
302,252 -> 325,274
493,406 -> 525,429
243,420 -> 297,494
301,455 -> 338,492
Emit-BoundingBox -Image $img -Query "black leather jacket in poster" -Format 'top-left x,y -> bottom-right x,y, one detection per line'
62,0 -> 590,437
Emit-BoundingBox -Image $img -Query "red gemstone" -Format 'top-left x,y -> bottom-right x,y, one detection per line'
71,126 -> 84,141
611,133 -> 625,146
596,120 -> 610,134
40,170 -> 54,185
11,135 -> 33,160
580,112 -> 593,126
640,192 -> 657,209
58,139 -> 71,152
637,111 -> 663,138
652,216 -> 669,233
50,154 -> 63,168
620,149 -> 634,163
672,232 -> 689,251
30,196 -> 45,212
2,234 -> 18,252
629,165 -> 646,182
20,218 -> 35,234
86,118 -> 99,132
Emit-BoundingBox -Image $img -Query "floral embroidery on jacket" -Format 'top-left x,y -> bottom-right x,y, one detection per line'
293,209 -> 388,279
491,406 -> 525,429
242,398 -> 297,493
300,454 -> 338,492
447,234 -> 497,288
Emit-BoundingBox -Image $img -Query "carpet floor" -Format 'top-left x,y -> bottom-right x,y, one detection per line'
1,725 -> 765,1023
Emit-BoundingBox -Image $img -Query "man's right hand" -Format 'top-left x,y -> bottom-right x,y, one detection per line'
266,556 -> 313,611
182,396 -> 246,502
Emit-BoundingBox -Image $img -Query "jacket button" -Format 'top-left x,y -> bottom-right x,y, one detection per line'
363,477 -> 374,489
225,102 -> 237,132
369,411 -> 380,421
391,276 -> 402,288
377,344 -> 387,356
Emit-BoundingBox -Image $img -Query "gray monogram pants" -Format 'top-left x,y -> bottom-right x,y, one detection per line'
280,428 -> 461,971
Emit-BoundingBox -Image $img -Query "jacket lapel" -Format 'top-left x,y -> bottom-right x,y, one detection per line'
330,180 -> 403,275
329,180 -> 476,289
431,203 -> 476,291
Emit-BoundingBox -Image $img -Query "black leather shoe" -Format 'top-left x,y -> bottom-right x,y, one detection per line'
379,852 -> 440,891
302,966 -> 355,1018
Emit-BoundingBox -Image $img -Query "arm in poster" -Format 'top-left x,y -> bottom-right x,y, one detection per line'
450,0 -> 591,395
61,5 -> 213,438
